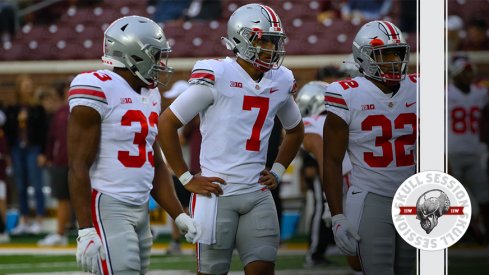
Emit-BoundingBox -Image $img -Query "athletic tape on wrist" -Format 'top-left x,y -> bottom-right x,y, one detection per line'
179,171 -> 193,186
270,162 -> 286,183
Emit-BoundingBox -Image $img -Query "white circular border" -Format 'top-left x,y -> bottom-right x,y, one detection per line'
392,170 -> 472,251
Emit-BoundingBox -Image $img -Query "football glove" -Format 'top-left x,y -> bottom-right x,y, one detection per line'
76,227 -> 106,274
175,213 -> 202,243
331,214 -> 361,256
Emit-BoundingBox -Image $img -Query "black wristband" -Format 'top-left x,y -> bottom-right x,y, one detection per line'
79,226 -> 94,230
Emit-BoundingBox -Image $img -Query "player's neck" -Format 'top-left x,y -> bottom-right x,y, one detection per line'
454,81 -> 471,94
114,68 -> 146,94
237,58 -> 263,82
368,77 -> 400,94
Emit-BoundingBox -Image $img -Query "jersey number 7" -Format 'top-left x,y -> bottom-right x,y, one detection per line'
243,95 -> 270,152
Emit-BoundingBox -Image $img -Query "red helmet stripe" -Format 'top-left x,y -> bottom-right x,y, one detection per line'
261,5 -> 282,31
382,21 -> 399,40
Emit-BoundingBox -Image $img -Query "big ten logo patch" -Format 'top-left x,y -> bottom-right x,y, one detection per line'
392,171 -> 471,250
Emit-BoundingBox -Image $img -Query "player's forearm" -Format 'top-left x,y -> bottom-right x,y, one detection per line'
151,176 -> 184,220
151,142 -> 185,219
274,121 -> 304,167
303,133 -> 324,180
323,159 -> 344,216
67,107 -> 101,229
68,167 -> 93,228
152,187 -> 184,220
158,111 -> 189,177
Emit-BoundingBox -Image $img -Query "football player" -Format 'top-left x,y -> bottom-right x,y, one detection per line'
68,16 -> 200,274
323,20 -> 417,275
158,4 -> 304,274
296,81 -> 362,272
448,53 -> 489,243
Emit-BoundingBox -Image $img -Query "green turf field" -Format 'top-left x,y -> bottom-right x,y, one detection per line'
0,254 -> 354,274
0,234 -> 487,274
0,253 -> 488,274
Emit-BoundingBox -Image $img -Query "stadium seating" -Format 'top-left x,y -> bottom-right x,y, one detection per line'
0,0 -> 423,61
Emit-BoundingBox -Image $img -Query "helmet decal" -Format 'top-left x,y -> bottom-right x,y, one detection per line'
379,21 -> 400,42
369,37 -> 385,47
260,5 -> 282,32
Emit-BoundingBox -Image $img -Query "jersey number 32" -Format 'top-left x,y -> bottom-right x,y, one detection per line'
362,113 -> 416,167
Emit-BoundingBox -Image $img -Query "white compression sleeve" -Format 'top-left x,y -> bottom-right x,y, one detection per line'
169,84 -> 214,125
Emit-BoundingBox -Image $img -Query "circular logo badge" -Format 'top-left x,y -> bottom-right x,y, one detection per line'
392,171 -> 471,251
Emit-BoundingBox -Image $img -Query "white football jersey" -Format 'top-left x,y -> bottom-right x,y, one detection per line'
186,57 -> 301,195
325,75 -> 418,197
303,115 -> 352,175
68,70 -> 161,205
447,83 -> 488,155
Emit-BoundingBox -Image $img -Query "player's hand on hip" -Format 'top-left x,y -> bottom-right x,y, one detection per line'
185,175 -> 225,196
259,169 -> 279,190
331,214 -> 361,256
76,227 -> 106,274
175,213 -> 202,243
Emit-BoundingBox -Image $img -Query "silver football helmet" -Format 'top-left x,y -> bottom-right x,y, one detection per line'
295,81 -> 329,117
223,4 -> 286,72
449,52 -> 475,78
102,16 -> 173,88
352,20 -> 409,83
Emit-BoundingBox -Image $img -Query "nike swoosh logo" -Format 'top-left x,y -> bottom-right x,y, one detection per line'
352,191 -> 362,195
152,102 -> 158,106
83,240 -> 95,255
335,224 -> 341,233
270,88 -> 278,94
406,102 -> 416,107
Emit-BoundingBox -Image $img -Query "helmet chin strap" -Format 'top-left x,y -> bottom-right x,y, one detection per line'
253,60 -> 271,72
135,70 -> 157,88
251,52 -> 273,73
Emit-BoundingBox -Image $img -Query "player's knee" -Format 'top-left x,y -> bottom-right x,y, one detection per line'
242,245 -> 277,265
140,236 -> 152,273
347,256 -> 363,271
257,245 -> 277,262
204,261 -> 230,274
114,248 -> 141,272
109,233 -> 141,273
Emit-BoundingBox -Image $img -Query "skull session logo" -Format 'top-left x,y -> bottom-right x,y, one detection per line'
392,171 -> 471,250
416,190 -> 451,234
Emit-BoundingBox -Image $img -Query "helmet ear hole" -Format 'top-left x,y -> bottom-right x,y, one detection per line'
113,51 -> 123,58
